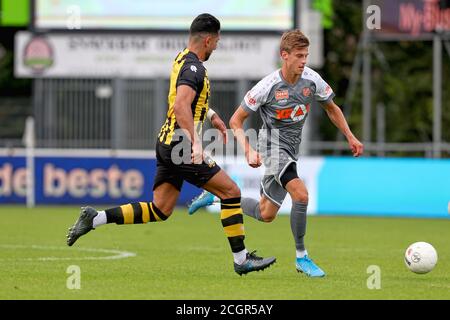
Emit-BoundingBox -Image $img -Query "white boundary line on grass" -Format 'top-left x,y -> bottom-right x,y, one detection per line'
0,244 -> 136,261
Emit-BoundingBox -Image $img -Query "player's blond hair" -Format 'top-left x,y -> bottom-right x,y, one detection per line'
280,29 -> 310,54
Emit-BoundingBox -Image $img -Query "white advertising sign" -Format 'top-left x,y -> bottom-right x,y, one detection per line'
15,31 -> 281,79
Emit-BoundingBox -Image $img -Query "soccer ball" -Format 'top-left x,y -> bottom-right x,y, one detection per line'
404,242 -> 438,274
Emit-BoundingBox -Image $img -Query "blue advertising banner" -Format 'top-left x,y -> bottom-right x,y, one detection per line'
0,154 -> 201,206
2,151 -> 449,218
0,156 -> 27,204
35,157 -> 154,204
318,157 -> 450,218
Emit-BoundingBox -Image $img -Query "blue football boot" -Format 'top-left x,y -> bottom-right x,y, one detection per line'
295,255 -> 326,277
188,190 -> 215,215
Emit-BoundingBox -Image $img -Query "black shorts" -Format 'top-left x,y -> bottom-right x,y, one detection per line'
153,141 -> 221,191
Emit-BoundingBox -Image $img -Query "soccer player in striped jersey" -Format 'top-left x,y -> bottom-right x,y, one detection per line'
66,14 -> 276,276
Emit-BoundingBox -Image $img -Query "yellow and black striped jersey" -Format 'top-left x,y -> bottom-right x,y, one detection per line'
158,48 -> 210,146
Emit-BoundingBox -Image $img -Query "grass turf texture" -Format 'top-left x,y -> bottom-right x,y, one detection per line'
0,206 -> 449,300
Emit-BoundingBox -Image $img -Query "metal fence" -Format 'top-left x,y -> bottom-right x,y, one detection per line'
32,78 -> 261,150
0,97 -> 31,147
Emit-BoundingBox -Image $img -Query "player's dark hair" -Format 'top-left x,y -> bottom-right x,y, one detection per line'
190,13 -> 221,36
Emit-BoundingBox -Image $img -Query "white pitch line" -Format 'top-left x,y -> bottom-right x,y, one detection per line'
0,244 -> 136,261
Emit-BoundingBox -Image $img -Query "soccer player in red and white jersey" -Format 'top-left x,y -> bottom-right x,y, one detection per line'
189,30 -> 363,277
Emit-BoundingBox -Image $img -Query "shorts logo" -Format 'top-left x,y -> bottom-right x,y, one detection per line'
302,87 -> 311,97
190,65 -> 197,73
275,90 -> 289,101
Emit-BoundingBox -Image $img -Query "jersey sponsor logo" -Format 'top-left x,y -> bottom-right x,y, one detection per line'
302,87 -> 311,97
275,104 -> 310,121
275,90 -> 289,101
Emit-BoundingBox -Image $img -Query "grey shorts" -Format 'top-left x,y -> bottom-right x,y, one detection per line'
259,151 -> 297,207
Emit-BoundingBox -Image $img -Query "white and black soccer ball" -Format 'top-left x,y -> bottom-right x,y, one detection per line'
404,242 -> 438,274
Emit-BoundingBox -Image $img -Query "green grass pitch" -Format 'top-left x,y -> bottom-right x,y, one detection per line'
0,206 -> 449,300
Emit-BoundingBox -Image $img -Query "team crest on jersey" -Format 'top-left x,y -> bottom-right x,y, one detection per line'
302,87 -> 311,97
275,90 -> 289,101
246,92 -> 257,106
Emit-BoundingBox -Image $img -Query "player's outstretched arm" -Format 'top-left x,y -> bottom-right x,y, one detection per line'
321,100 -> 364,157
229,106 -> 262,167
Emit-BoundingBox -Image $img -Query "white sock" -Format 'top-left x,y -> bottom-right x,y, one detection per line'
233,249 -> 248,265
296,249 -> 308,259
92,210 -> 107,228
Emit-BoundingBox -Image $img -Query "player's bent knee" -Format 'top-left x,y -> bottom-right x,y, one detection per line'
225,182 -> 241,199
261,214 -> 276,223
291,191 -> 309,204
260,208 -> 277,223
259,197 -> 279,222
